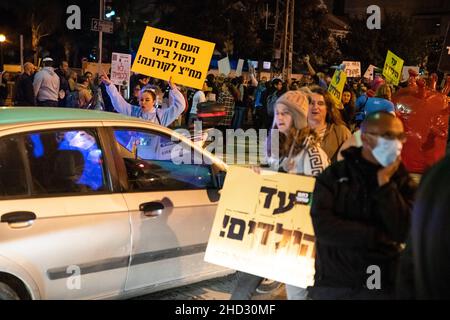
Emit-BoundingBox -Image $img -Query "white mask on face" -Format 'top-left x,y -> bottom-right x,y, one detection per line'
371,136 -> 403,167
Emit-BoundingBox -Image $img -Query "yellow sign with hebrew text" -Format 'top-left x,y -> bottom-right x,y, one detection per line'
131,27 -> 215,90
204,166 -> 317,288
383,50 -> 404,86
328,69 -> 347,105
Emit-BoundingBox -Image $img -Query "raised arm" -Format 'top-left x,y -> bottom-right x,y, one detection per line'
159,77 -> 186,126
100,70 -> 133,116
303,55 -> 316,77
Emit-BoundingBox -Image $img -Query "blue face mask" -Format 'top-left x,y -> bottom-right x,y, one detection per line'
371,137 -> 403,167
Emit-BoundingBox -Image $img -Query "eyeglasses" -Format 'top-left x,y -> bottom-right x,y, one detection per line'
365,131 -> 407,142
309,100 -> 325,106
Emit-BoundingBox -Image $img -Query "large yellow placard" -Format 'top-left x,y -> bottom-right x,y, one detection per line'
131,27 -> 215,90
383,50 -> 404,86
204,166 -> 317,288
328,69 -> 347,105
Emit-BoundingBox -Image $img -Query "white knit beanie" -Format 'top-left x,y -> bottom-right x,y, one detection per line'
274,90 -> 309,129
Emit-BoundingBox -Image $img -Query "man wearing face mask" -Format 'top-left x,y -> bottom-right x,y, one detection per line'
308,111 -> 417,300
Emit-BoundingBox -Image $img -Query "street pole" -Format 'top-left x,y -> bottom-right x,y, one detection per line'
0,43 -> 3,72
98,0 -> 104,74
282,0 -> 290,79
20,35 -> 24,72
287,0 -> 294,82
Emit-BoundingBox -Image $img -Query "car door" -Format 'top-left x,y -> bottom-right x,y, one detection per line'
108,126 -> 228,293
0,124 -> 131,299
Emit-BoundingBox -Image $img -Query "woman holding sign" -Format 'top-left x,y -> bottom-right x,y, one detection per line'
231,90 -> 330,300
100,71 -> 185,126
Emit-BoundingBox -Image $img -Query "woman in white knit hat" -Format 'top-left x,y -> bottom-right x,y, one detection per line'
231,90 -> 329,301
266,90 -> 329,175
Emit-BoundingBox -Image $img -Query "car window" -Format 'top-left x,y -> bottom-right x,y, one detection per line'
0,135 -> 28,197
24,129 -> 108,195
113,128 -> 214,192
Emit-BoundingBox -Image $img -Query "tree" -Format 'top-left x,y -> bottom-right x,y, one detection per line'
339,12 -> 425,72
293,0 -> 337,69
155,0 -> 272,60
0,0 -> 62,65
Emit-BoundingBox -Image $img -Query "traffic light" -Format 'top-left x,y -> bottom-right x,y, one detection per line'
104,0 -> 115,20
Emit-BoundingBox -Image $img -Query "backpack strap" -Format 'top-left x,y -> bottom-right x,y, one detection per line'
155,110 -> 162,125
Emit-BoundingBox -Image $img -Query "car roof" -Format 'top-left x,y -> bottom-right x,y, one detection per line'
0,107 -> 141,125
0,107 -> 229,170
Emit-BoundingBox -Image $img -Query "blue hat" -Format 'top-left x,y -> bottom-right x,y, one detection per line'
365,97 -> 395,115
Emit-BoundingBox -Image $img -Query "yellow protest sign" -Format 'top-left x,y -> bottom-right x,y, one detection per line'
131,27 -> 215,90
383,50 -> 404,86
328,69 -> 347,104
204,166 -> 317,288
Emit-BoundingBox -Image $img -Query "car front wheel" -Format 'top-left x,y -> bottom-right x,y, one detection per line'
0,282 -> 20,300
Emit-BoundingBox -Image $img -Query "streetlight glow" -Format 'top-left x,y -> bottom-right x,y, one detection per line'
0,34 -> 6,42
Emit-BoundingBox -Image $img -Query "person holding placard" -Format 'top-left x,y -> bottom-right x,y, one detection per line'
231,90 -> 329,300
100,71 -> 185,126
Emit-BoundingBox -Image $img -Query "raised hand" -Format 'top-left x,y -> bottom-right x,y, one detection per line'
377,156 -> 402,186
99,70 -> 112,85
168,77 -> 177,91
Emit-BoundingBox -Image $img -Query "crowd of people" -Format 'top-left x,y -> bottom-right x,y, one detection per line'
1,55 -> 449,300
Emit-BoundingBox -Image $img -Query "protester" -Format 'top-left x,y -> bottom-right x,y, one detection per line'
130,73 -> 150,94
266,78 -> 285,128
188,80 -> 209,127
100,71 -> 185,126
308,111 -> 417,300
376,84 -> 393,101
338,98 -> 398,161
55,61 -> 70,107
303,55 -> 328,90
13,62 -> 36,106
76,75 -> 93,109
231,90 -> 329,300
307,86 -> 351,163
68,71 -> 78,92
206,73 -> 220,99
355,76 -> 386,125
0,71 -> 9,106
33,57 -> 60,107
84,71 -> 95,91
216,78 -> 237,132
128,84 -> 141,105
396,156 -> 450,299
232,76 -> 247,129
340,86 -> 357,131
253,78 -> 268,129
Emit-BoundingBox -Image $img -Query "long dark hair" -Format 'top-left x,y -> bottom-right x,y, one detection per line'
266,127 -> 319,160
411,156 -> 450,299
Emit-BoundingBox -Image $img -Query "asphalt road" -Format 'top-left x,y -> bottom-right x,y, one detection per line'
132,274 -> 287,300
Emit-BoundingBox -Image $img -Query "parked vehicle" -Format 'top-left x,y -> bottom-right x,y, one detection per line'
0,107 -> 231,300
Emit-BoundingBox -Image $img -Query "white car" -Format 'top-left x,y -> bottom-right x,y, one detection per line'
0,107 -> 231,300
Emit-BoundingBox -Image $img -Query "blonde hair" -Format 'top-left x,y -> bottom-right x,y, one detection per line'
376,84 -> 392,100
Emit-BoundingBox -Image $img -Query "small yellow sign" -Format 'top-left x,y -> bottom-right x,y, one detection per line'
383,50 -> 404,86
131,27 -> 216,90
328,69 -> 347,104
205,166 -> 317,288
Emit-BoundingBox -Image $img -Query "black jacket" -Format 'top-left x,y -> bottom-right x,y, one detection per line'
14,73 -> 35,106
310,147 -> 417,290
